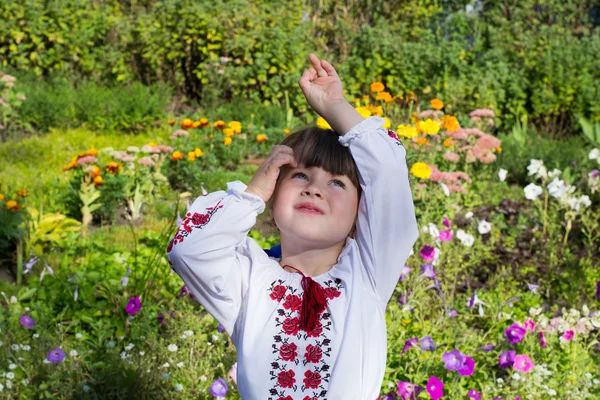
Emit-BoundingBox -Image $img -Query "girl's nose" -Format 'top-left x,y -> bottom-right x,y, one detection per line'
303,185 -> 323,198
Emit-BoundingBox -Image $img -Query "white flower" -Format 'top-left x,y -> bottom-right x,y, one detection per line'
200,376 -> 208,382
10,296 -> 17,304
478,220 -> 492,234
120,352 -> 130,360
20,344 -> 30,351
465,211 -> 473,219
21,379 -> 29,386
427,223 -> 440,240
177,362 -> 184,368
524,183 -> 543,200
547,388 -> 557,396
33,333 -> 40,339
439,182 -> 450,196
456,229 -> 475,247
162,362 -> 170,368
211,334 -> 220,342
498,168 -> 508,182
83,385 -> 90,392
5,381 -> 11,389
70,350 -> 78,357
127,146 -> 140,153
75,333 -> 82,339
106,341 -> 116,349
548,168 -> 562,179
139,351 -> 145,356
167,344 -> 178,353
11,344 -> 19,351
174,383 -> 184,392
0,383 -> 3,391
512,372 -> 521,380
125,343 -> 135,351
9,364 -> 16,370
589,148 -> 600,161
6,372 -> 14,380
527,159 -> 548,179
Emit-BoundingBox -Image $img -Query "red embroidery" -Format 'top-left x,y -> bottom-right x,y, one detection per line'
387,128 -> 404,146
267,278 -> 344,399
166,199 -> 223,253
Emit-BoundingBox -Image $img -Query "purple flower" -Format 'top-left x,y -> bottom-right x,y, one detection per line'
504,323 -> 526,343
468,389 -> 482,400
538,332 -> 547,348
468,290 -> 478,309
209,377 -> 228,397
443,216 -> 450,228
397,382 -> 422,399
527,283 -> 539,294
442,349 -> 466,371
458,356 -> 475,376
421,263 -> 437,279
178,285 -> 189,298
24,256 -> 38,273
420,336 -> 435,352
448,309 -> 458,318
591,169 -> 599,178
476,344 -> 494,352
218,323 -> 225,333
401,337 -> 419,354
439,230 -> 453,242
125,296 -> 142,316
426,376 -> 444,400
20,315 -> 35,329
399,265 -> 411,281
419,245 -> 435,261
499,350 -> 516,368
398,290 -> 412,305
46,348 -> 66,363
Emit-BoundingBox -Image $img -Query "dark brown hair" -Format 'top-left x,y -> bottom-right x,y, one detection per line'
268,126 -> 362,232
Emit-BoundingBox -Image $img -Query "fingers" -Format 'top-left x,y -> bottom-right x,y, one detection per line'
298,68 -> 316,92
320,59 -> 338,77
269,153 -> 297,171
308,53 -> 328,78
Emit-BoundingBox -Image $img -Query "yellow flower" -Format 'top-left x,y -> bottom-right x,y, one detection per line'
370,105 -> 383,117
396,124 -> 418,139
87,148 -> 99,157
415,137 -> 429,145
370,81 -> 385,93
362,95 -> 370,104
194,147 -> 204,157
418,119 -> 441,135
223,128 -> 235,138
284,128 -> 291,135
316,117 -> 332,130
410,162 -> 432,179
199,118 -> 209,127
181,118 -> 194,129
228,121 -> 242,134
224,137 -> 232,146
171,151 -> 184,161
443,138 -> 454,147
105,162 -> 120,174
0,194 -> 5,201
16,189 -> 29,198
192,121 -> 202,129
6,200 -> 19,212
90,166 -> 101,178
256,134 -> 268,143
93,175 -> 103,186
213,120 -> 226,129
355,107 -> 372,119
148,142 -> 157,147
187,151 -> 196,161
376,91 -> 393,103
442,115 -> 460,132
382,117 -> 391,128
496,147 -> 502,153
430,98 -> 444,110
167,119 -> 176,126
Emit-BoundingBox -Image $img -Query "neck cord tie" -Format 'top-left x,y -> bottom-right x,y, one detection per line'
282,265 -> 328,332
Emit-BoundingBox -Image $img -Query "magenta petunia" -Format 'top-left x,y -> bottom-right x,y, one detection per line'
439,230 -> 453,241
468,389 -> 482,400
397,381 -> 422,399
419,245 -> 435,260
513,354 -> 535,373
443,216 -> 450,228
499,350 -> 516,368
20,315 -> 36,329
426,376 -> 444,400
538,332 -> 547,348
125,296 -> 142,316
561,330 -> 574,342
46,348 -> 66,363
523,319 -> 536,332
504,323 -> 526,343
401,337 -> 419,354
458,356 -> 475,376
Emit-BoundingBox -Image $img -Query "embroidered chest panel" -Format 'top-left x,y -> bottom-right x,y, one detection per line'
266,278 -> 344,400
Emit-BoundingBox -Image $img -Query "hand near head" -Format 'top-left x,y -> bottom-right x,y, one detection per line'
245,145 -> 297,202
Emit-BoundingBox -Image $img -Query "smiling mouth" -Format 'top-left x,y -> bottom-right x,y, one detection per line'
295,203 -> 324,215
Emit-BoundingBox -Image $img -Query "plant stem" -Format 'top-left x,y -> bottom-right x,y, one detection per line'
16,238 -> 23,285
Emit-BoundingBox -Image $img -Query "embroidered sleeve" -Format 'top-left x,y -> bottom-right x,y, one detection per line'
166,180 -> 265,337
339,117 -> 419,305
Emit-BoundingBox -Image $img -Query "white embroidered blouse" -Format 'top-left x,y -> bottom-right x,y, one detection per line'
167,117 -> 419,400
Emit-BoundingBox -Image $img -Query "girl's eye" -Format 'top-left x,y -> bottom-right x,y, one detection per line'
291,172 -> 308,180
331,180 -> 346,189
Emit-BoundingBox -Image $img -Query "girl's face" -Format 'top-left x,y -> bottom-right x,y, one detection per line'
272,165 -> 359,247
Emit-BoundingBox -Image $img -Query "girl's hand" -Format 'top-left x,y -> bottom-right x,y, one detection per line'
245,145 -> 297,202
298,54 -> 346,118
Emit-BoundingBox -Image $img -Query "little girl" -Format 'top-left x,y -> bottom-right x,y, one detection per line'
167,54 -> 418,399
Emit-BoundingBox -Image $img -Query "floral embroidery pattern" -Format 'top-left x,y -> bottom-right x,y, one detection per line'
267,278 -> 344,399
166,199 -> 223,253
387,129 -> 404,147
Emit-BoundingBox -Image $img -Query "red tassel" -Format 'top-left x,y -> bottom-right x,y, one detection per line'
283,265 -> 328,332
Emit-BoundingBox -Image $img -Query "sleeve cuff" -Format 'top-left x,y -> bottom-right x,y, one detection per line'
338,116 -> 387,147
226,181 -> 266,214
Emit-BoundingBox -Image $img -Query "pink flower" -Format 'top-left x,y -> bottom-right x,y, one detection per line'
125,296 -> 142,316
464,128 -> 485,137
439,230 -> 453,241
443,151 -> 460,163
446,129 -> 469,139
420,110 -> 435,118
229,362 -> 237,384
476,135 -> 501,151
419,245 -> 435,260
469,109 -> 496,118
170,129 -> 189,139
137,156 -> 155,166
538,332 -> 547,348
76,155 -> 97,165
443,216 -> 450,228
561,330 -> 575,343
513,354 -> 535,373
426,376 -> 444,400
523,319 -> 536,332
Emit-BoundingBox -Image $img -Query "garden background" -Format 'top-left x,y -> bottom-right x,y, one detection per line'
0,0 -> 599,398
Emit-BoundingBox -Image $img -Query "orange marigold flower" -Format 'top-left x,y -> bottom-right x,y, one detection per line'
442,115 -> 460,132
6,200 -> 19,212
171,151 -> 184,161
194,147 -> 204,157
443,138 -> 454,147
376,91 -> 393,103
187,151 -> 196,161
256,134 -> 268,143
90,166 -> 101,178
415,137 -> 429,145
370,82 -> 385,93
213,120 -> 226,129
496,147 -> 502,153
430,98 -> 444,110
223,128 -> 235,138
199,118 -> 209,127
93,175 -> 103,186
192,121 -> 202,129
87,148 -> 99,157
168,119 -> 176,126
284,129 -> 291,135
224,137 -> 232,146
0,194 -> 5,201
105,162 -> 120,174
181,118 -> 194,129
16,189 -> 29,197
370,105 -> 383,117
